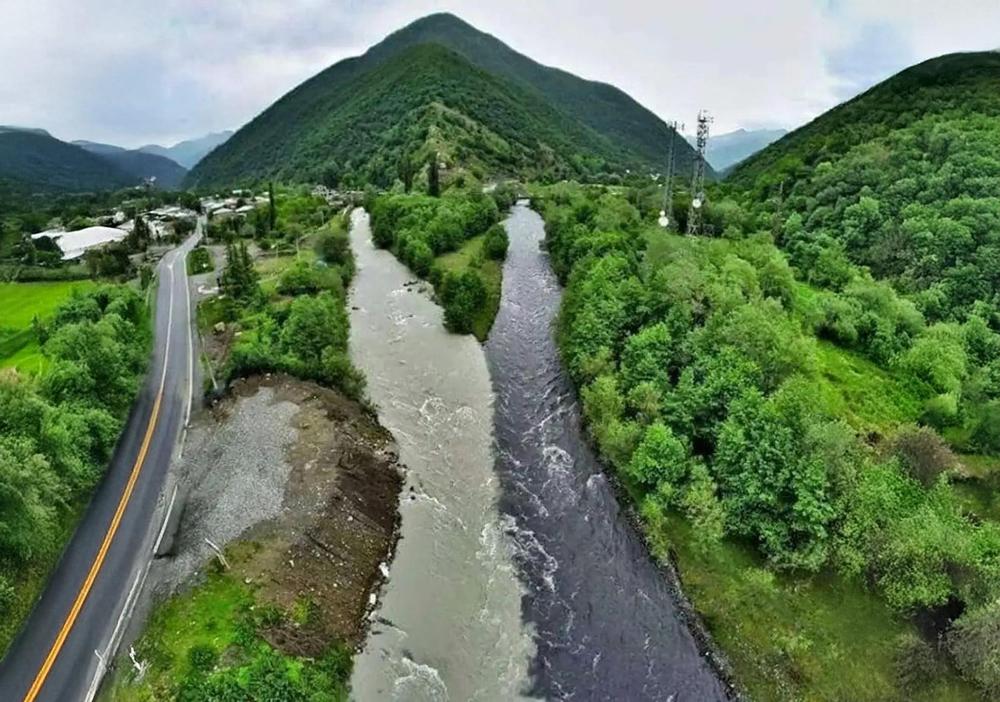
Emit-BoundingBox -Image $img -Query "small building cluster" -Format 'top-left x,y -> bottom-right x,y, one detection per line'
202,190 -> 269,219
31,205 -> 199,261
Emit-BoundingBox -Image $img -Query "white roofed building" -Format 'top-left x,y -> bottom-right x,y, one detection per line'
32,226 -> 128,260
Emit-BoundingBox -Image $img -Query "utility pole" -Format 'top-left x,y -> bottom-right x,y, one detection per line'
686,110 -> 712,235
659,120 -> 682,229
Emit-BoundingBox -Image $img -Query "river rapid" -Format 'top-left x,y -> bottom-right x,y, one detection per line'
348,204 -> 726,701
347,209 -> 537,701
484,202 -> 727,701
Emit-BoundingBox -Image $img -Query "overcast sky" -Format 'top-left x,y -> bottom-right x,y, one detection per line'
1,0 -> 998,148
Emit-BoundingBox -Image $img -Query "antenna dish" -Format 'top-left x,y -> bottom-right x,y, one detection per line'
658,213 -> 670,228
692,198 -> 702,209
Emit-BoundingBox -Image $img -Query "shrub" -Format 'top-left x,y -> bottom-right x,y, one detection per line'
889,426 -> 957,487
483,224 -> 509,261
947,600 -> 1000,698
893,632 -> 943,694
187,643 -> 219,673
439,270 -> 486,334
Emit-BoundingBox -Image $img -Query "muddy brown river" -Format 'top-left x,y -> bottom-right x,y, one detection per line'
348,209 -> 536,701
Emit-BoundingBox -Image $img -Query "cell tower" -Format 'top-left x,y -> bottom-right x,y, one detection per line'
686,110 -> 712,235
658,121 -> 682,229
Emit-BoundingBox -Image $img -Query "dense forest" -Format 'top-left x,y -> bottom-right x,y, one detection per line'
725,52 -> 1000,324
536,181 -> 1000,700
188,14 -> 701,190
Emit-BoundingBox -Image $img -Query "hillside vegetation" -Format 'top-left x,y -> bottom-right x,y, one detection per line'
188,14 -> 698,189
727,51 -> 1000,324
365,13 -> 700,174
536,182 -> 1000,700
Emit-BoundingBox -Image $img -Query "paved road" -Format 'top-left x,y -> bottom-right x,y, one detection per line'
0,225 -> 201,702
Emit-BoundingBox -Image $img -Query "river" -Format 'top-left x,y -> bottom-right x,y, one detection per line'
483,202 -> 728,701
347,209 -> 537,701
348,203 -> 726,701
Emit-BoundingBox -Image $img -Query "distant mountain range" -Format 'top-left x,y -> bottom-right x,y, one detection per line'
73,140 -> 187,189
0,130 -> 138,193
686,128 -> 788,172
139,131 -> 233,169
188,13 -> 706,188
0,126 -> 234,194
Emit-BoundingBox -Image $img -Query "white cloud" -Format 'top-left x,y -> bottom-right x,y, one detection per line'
0,0 -> 997,147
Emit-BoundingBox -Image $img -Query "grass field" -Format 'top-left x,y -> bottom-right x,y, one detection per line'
642,508 -> 978,702
435,234 -> 502,341
0,280 -> 96,372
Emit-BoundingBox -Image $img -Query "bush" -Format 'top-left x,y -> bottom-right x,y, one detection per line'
889,426 -> 956,487
314,228 -> 350,267
439,270 -> 487,334
483,224 -> 509,261
893,632 -> 943,694
0,575 -> 13,616
188,643 -> 219,673
947,600 -> 1000,698
277,260 -> 343,297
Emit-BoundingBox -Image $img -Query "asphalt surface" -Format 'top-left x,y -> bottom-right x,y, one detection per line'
0,225 -> 201,702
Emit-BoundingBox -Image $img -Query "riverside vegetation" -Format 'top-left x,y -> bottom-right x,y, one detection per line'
536,176 -> 1000,700
368,180 -> 515,340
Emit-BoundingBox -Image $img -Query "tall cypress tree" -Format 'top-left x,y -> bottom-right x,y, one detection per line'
428,153 -> 441,197
268,183 -> 277,231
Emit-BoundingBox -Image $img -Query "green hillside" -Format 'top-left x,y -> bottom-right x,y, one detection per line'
0,131 -> 135,193
188,14 -> 698,189
365,13 -> 702,175
726,51 -> 1000,322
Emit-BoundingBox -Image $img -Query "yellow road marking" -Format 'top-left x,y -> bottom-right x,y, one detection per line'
22,261 -> 177,702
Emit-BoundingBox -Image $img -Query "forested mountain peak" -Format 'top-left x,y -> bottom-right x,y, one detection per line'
187,14 -> 700,189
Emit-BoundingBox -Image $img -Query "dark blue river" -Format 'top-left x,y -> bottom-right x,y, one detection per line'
484,202 -> 729,701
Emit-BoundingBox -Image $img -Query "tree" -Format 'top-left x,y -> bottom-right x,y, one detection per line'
713,385 -> 835,571
268,183 -> 277,231
220,241 -> 260,304
398,153 -> 416,193
314,229 -> 350,267
282,292 -> 349,366
428,153 -> 441,197
626,422 -> 688,498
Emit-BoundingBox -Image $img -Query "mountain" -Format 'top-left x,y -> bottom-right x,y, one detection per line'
0,125 -> 52,138
728,51 -> 1000,320
0,130 -> 135,193
362,13 -> 701,174
690,128 -> 787,171
188,13 -> 702,188
74,140 -> 187,189
139,131 -> 233,169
